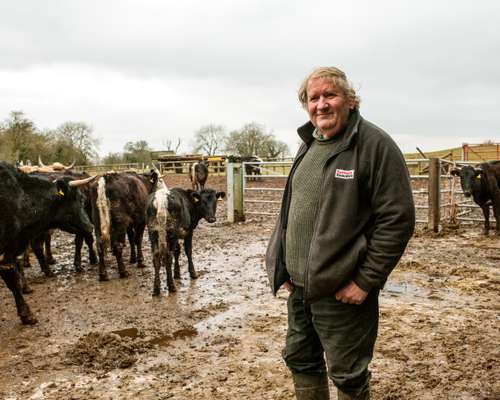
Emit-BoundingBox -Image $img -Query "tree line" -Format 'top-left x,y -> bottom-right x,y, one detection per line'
0,111 -> 289,166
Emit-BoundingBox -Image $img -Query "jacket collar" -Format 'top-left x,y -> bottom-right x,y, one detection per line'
297,109 -> 362,151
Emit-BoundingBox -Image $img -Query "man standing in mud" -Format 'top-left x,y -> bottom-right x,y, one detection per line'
266,67 -> 415,400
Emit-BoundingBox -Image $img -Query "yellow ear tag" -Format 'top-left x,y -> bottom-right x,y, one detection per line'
193,197 -> 200,203
57,189 -> 65,197
476,176 -> 481,180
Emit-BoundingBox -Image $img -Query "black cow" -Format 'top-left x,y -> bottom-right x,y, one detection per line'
0,162 -> 94,324
23,170 -> 98,276
170,188 -> 225,282
90,171 -> 156,281
228,155 -> 263,180
190,161 -> 209,191
451,161 -> 500,235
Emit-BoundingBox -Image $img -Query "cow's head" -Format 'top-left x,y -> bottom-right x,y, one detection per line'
451,166 -> 482,197
53,177 -> 95,235
190,189 -> 226,223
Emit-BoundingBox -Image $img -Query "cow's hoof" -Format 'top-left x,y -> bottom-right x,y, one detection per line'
24,263 -> 32,269
20,313 -> 37,325
189,273 -> 198,280
119,271 -> 129,278
22,286 -> 34,294
47,257 -> 56,265
89,257 -> 98,265
174,273 -> 181,280
99,273 -> 109,282
74,265 -> 84,273
129,257 -> 137,264
152,288 -> 161,296
43,270 -> 55,278
137,263 -> 147,269
167,285 -> 177,293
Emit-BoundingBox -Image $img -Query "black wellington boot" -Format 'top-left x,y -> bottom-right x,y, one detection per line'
292,373 -> 330,400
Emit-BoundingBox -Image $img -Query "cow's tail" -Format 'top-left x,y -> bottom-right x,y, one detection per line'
96,177 -> 111,246
153,187 -> 170,255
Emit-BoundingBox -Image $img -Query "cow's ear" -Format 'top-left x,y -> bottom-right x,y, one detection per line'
216,191 -> 226,199
55,179 -> 70,198
450,169 -> 460,176
190,192 -> 201,203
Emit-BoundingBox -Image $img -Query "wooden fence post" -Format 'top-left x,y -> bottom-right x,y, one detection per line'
226,162 -> 245,223
428,158 -> 441,232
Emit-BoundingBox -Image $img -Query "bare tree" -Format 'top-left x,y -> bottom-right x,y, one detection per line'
225,122 -> 289,159
164,137 -> 182,153
193,124 -> 227,155
55,121 -> 100,164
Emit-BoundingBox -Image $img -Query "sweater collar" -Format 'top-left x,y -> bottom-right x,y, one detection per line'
297,109 -> 362,149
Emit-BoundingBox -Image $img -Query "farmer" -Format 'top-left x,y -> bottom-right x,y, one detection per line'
265,67 -> 415,399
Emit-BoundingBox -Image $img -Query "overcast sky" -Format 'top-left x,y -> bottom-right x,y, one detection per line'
1,0 -> 499,158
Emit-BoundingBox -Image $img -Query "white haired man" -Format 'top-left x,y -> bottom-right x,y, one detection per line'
266,67 -> 415,399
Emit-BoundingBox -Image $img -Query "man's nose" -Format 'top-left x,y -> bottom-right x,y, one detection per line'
318,97 -> 329,109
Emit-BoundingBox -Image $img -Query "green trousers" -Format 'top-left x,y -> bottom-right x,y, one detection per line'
283,286 -> 378,398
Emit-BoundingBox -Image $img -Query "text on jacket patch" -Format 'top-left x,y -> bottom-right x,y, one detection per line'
335,169 -> 355,179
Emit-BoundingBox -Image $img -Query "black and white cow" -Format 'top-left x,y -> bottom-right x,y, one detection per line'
0,162 -> 94,324
451,161 -> 500,235
190,160 -> 209,191
145,175 -> 191,295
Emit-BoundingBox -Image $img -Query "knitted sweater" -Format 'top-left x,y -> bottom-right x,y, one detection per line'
285,132 -> 341,286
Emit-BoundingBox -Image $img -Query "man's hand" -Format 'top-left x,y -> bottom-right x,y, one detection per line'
282,281 -> 294,293
335,281 -> 368,304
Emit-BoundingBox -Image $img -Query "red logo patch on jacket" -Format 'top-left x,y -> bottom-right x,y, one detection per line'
335,169 -> 355,179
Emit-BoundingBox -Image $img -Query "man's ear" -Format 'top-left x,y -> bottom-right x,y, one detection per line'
190,192 -> 201,203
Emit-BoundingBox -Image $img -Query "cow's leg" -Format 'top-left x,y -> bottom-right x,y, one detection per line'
184,233 -> 197,279
113,235 -> 128,278
164,251 -> 176,293
149,231 -> 162,296
0,265 -> 37,325
23,247 -> 32,269
173,240 -> 181,279
74,234 -> 84,272
44,233 -> 56,265
127,227 -> 137,264
32,238 -> 54,277
85,234 -> 98,265
135,224 -> 147,268
480,204 -> 490,235
491,199 -> 500,236
15,258 -> 32,294
97,241 -> 109,281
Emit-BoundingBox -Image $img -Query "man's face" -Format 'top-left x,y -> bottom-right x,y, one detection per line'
306,77 -> 353,138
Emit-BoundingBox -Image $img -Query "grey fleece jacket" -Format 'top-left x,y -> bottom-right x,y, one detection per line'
265,110 -> 415,303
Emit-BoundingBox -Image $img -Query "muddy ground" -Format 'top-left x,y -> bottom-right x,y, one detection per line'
1,175 -> 499,399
